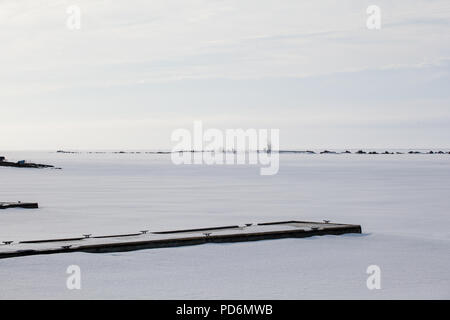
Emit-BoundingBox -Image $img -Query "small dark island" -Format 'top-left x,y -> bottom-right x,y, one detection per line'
0,156 -> 56,169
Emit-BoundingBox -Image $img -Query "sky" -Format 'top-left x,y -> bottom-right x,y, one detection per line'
1,0 -> 450,150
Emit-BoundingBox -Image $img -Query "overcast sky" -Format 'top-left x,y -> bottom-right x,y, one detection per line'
1,0 -> 449,150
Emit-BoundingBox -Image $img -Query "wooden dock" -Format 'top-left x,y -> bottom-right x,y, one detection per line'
0,220 -> 362,259
0,202 -> 39,210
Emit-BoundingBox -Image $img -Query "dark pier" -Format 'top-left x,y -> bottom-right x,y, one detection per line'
0,220 -> 362,259
0,202 -> 39,209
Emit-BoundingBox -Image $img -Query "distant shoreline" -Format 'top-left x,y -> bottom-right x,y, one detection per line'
54,149 -> 450,155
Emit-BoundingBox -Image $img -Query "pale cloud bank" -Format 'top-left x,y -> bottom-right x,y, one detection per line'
0,0 -> 449,149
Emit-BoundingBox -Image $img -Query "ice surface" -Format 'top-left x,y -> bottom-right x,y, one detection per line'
0,151 -> 449,299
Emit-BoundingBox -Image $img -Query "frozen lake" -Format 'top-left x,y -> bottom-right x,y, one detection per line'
0,151 -> 449,299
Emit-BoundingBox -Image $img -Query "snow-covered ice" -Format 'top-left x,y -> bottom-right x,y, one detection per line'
0,151 -> 449,299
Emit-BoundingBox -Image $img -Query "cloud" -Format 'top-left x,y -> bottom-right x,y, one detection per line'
0,0 -> 449,149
